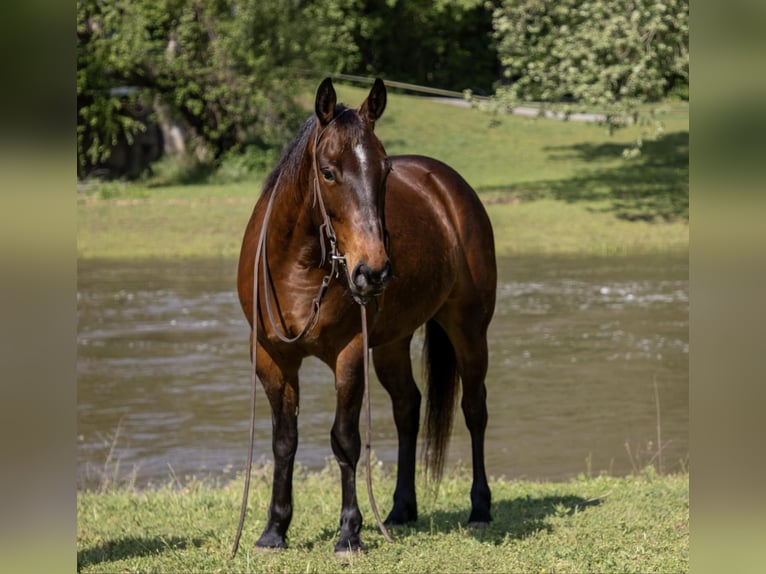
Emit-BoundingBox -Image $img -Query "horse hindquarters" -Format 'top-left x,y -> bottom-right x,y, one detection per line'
380,155 -> 495,526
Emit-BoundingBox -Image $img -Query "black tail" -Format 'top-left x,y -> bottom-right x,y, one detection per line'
422,320 -> 460,482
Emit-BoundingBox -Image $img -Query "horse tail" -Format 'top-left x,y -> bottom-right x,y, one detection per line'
422,319 -> 459,482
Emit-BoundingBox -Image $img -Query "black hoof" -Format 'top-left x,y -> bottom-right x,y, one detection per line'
384,504 -> 418,526
334,537 -> 367,556
467,509 -> 492,526
467,520 -> 490,530
255,531 -> 288,551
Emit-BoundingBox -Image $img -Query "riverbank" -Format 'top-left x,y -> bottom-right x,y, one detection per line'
77,465 -> 688,573
77,86 -> 687,259
77,187 -> 688,259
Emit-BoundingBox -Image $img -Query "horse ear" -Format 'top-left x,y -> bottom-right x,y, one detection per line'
360,78 -> 387,125
315,77 -> 337,127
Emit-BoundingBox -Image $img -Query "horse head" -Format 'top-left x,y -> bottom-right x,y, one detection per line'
312,77 -> 392,304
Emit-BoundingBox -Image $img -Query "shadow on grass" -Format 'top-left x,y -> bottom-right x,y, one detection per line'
483,131 -> 688,223
545,131 -> 689,222
77,535 -> 204,569
434,494 -> 601,544
201,496 -> 596,554
352,494 -> 603,548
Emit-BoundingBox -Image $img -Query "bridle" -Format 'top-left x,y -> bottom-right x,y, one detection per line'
258,111 -> 352,343
231,111 -> 392,558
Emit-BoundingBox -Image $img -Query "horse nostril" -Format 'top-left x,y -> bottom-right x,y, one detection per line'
352,261 -> 392,291
379,260 -> 392,284
353,264 -> 370,289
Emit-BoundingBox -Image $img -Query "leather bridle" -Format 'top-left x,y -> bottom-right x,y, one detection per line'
258,111 -> 352,343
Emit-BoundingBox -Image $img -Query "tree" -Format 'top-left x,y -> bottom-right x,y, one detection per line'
312,0 -> 499,93
77,0 -> 313,177
492,0 -> 688,115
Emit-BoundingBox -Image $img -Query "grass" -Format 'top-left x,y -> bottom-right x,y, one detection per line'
77,84 -> 688,259
77,463 -> 688,573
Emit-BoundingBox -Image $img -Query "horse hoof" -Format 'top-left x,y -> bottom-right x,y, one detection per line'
384,506 -> 418,526
467,520 -> 490,530
255,532 -> 288,552
334,539 -> 368,558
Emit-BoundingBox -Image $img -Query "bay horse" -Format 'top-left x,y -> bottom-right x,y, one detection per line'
236,78 -> 496,554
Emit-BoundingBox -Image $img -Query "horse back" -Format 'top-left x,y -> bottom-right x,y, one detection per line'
387,154 -> 495,275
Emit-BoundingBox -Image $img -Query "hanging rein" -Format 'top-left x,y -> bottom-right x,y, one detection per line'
231,113 -> 392,558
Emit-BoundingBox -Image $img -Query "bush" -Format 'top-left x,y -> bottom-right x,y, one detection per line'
210,146 -> 280,184
492,0 -> 689,110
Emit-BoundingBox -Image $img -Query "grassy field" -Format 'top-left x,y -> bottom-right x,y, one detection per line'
77,84 -> 688,259
77,464 -> 688,573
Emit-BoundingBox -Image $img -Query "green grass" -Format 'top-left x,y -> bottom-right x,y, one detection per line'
77,85 -> 688,259
77,464 -> 688,573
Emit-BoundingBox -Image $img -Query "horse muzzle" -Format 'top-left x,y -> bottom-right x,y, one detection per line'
349,260 -> 392,304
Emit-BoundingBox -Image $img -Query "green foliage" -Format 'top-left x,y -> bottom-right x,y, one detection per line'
492,0 -> 689,117
301,0 -> 366,74
96,182 -> 150,201
209,145 -> 280,184
342,0 -> 498,92
76,0 -> 310,176
143,154 -> 213,187
77,0 -> 691,181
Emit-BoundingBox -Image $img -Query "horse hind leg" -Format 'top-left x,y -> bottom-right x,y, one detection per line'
440,314 -> 492,526
460,340 -> 492,525
372,335 -> 421,525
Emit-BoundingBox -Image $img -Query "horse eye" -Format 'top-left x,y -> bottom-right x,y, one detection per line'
320,168 -> 335,182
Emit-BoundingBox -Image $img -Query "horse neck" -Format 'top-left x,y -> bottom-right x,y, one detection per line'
264,153 -> 323,270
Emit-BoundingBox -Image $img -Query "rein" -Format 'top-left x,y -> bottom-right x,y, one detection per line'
361,304 -> 394,544
231,114 -> 391,558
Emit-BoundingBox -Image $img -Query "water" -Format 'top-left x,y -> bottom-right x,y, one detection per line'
77,253 -> 688,489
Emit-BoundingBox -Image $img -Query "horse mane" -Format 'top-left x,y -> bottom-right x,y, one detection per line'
261,104 -> 362,203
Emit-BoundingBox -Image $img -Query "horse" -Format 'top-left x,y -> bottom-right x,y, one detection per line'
236,77 -> 497,554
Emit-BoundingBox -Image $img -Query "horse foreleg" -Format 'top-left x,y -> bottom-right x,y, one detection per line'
254,343 -> 301,549
373,336 -> 421,525
331,339 -> 367,554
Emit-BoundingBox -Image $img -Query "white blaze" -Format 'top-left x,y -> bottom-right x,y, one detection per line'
353,142 -> 369,172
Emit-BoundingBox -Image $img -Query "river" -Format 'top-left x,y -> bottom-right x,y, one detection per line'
77,252 -> 688,489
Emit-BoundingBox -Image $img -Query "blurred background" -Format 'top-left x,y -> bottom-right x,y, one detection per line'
76,0 -> 688,183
